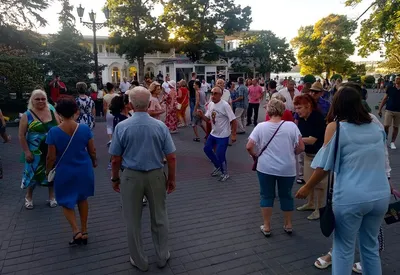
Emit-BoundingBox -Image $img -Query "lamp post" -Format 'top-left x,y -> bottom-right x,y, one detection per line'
76,4 -> 110,87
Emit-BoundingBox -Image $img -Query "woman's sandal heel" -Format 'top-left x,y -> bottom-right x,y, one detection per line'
82,233 -> 88,245
69,232 -> 82,246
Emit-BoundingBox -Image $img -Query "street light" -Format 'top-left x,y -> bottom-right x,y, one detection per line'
76,4 -> 110,87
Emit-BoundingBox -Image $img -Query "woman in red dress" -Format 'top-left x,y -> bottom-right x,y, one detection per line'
177,80 -> 189,127
164,80 -> 178,133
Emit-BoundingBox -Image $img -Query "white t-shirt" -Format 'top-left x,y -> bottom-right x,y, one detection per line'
278,88 -> 301,112
249,121 -> 301,177
201,82 -> 210,94
162,82 -> 170,94
222,89 -> 232,104
205,100 -> 236,138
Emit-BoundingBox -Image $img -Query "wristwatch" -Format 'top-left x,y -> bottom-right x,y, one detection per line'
111,177 -> 120,183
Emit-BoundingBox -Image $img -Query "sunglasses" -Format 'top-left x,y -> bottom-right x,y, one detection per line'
34,98 -> 47,101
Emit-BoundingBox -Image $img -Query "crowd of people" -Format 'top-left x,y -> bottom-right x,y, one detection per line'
0,73 -> 397,274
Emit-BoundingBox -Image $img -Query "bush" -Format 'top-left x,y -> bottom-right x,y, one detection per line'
303,74 -> 316,84
348,74 -> 361,83
331,74 -> 343,81
364,75 -> 376,88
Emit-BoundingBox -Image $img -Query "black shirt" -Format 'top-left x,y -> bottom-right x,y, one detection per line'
297,110 -> 326,154
188,80 -> 196,99
386,86 -> 400,112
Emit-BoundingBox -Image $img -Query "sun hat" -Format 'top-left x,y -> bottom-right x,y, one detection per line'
167,80 -> 176,89
309,82 -> 325,93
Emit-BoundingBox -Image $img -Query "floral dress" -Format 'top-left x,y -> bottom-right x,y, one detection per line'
76,96 -> 95,130
21,110 -> 57,188
164,90 -> 178,132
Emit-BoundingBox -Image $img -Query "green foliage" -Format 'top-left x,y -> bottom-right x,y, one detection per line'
0,0 -> 50,28
0,25 -> 44,56
348,74 -> 361,83
291,14 -> 357,78
107,0 -> 168,82
364,75 -> 376,84
303,74 -> 316,84
43,0 -> 94,93
230,31 -> 296,77
0,55 -> 43,100
345,0 -> 400,72
331,74 -> 343,81
161,0 -> 252,62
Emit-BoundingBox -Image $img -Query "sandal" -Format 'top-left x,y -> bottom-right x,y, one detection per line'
352,262 -> 362,274
283,226 -> 293,235
307,210 -> 320,220
25,198 -> 33,210
82,232 -> 88,245
260,225 -> 271,237
314,252 -> 332,269
47,199 -> 58,208
193,137 -> 200,142
69,232 -> 82,246
296,204 -> 315,211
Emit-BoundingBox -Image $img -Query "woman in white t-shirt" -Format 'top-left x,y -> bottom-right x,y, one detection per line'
102,82 -> 118,140
246,98 -> 304,237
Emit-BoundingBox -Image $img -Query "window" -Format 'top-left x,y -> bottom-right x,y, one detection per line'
112,67 -> 120,83
166,66 -> 170,74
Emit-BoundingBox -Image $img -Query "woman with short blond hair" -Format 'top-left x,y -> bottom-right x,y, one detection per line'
246,99 -> 304,236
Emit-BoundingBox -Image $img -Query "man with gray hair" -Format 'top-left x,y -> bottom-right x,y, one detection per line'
109,86 -> 176,271
278,79 -> 301,113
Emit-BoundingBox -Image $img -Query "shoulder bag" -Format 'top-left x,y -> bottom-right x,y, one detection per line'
319,120 -> 340,237
252,121 -> 285,171
47,124 -> 79,182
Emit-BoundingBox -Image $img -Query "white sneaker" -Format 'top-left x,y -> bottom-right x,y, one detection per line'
218,174 -> 230,182
211,167 -> 221,177
390,142 -> 396,149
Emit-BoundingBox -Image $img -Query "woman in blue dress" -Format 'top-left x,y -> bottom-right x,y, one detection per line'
46,98 -> 97,245
76,82 -> 96,130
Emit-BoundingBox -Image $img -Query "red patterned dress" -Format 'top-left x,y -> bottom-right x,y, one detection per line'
164,89 -> 178,132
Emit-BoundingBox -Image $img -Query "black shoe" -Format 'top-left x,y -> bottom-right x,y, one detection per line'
297,179 -> 306,185
69,232 -> 82,246
82,232 -> 88,245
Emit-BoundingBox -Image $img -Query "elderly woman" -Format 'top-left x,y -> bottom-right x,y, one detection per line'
164,80 -> 178,133
46,98 -> 97,245
294,94 -> 327,220
148,82 -> 165,120
177,80 -> 189,127
76,82 -> 96,130
265,93 -> 294,122
296,86 -> 391,275
246,99 -> 304,236
19,89 -> 60,209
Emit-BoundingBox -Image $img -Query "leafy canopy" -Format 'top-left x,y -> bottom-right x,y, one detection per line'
345,0 -> 400,72
161,0 -> 252,62
0,0 -> 50,28
291,14 -> 357,77
230,31 -> 296,76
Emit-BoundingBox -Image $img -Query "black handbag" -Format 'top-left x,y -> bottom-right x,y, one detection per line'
384,195 -> 400,225
319,120 -> 340,237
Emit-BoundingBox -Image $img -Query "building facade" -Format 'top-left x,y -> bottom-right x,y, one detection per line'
83,35 -> 229,86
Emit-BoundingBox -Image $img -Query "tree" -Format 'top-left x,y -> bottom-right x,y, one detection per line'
291,14 -> 357,78
106,0 -> 168,83
43,0 -> 95,93
0,0 -> 50,28
161,0 -> 252,62
230,31 -> 296,79
345,0 -> 400,72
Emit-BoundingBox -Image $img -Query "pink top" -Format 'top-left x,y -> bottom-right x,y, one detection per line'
248,85 -> 263,104
149,96 -> 163,120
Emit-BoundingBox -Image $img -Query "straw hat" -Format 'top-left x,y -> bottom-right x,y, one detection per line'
167,80 -> 176,89
309,82 -> 324,92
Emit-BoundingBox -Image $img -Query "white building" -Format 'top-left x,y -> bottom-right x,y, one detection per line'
83,35 -> 229,85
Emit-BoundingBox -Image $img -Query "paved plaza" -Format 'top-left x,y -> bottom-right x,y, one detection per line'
0,92 -> 399,275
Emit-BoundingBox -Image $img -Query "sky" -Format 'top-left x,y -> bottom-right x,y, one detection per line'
37,0 -> 381,61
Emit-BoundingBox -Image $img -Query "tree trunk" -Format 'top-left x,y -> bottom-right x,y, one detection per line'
266,72 -> 271,80
138,56 -> 145,84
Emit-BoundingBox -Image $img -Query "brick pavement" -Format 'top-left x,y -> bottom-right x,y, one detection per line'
0,94 -> 399,275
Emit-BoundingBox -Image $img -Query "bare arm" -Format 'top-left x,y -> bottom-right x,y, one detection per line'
246,139 -> 257,158
0,110 -> 6,126
302,136 -> 318,145
378,94 -> 388,113
194,91 -> 200,110
166,152 -> 176,194
18,115 -> 30,154
230,119 -> 237,140
111,155 -> 122,180
87,138 -> 97,167
295,135 -> 305,155
46,145 -> 57,174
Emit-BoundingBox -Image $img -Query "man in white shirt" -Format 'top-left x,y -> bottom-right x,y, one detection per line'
197,86 -> 237,182
278,80 -> 301,113
216,78 -> 232,105
201,79 -> 210,94
119,77 -> 131,94
162,75 -> 170,94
